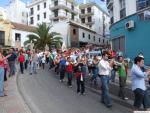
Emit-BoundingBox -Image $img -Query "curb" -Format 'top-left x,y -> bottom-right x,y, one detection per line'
85,85 -> 133,109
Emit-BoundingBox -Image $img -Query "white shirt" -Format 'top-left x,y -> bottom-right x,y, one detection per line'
98,59 -> 112,76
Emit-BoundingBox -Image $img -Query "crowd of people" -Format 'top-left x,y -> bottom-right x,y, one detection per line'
0,46 -> 150,111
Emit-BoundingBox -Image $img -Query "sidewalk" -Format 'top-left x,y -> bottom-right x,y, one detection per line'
0,74 -> 32,113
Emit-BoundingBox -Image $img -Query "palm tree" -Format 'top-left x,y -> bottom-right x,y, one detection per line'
24,23 -> 62,50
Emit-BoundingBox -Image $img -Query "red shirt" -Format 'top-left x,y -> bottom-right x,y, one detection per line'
18,54 -> 25,63
66,63 -> 73,72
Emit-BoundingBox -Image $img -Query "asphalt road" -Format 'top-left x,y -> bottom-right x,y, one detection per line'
18,65 -> 132,113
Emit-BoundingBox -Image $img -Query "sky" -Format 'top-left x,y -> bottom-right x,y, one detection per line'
0,0 -> 107,11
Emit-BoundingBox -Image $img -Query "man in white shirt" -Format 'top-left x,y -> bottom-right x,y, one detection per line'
98,51 -> 114,108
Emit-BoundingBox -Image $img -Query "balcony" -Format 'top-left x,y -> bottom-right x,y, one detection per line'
50,12 -> 68,20
137,0 -> 150,11
79,9 -> 94,18
49,1 -> 78,15
85,18 -> 95,25
106,0 -> 113,9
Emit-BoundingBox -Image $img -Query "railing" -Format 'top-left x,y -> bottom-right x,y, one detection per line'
137,0 -> 150,11
106,0 -> 113,7
50,1 -> 78,13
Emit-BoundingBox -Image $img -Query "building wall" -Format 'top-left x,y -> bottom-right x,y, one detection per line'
11,29 -> 35,48
0,20 -> 13,47
50,21 -> 69,46
108,0 -> 137,23
110,14 -> 150,65
6,0 -> 28,24
70,25 -> 79,47
28,0 -> 51,26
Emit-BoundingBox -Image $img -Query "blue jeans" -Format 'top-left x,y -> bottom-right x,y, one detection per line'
100,75 -> 112,106
0,68 -> 4,96
30,62 -> 37,74
110,69 -> 116,82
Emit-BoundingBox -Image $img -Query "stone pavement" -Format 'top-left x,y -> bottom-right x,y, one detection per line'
0,74 -> 32,113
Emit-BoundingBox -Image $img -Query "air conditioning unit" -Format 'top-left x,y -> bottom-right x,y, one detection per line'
125,20 -> 135,30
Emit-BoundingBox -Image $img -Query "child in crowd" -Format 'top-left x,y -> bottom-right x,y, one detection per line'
66,57 -> 73,87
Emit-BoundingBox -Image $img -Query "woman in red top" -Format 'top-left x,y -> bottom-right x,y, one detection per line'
18,51 -> 25,74
0,47 -> 10,97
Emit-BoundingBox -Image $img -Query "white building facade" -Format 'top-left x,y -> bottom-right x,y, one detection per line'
5,0 -> 28,24
11,22 -> 36,48
79,2 -> 110,36
27,0 -> 110,47
106,0 -> 150,24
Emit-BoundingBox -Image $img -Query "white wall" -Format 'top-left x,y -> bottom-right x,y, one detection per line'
50,21 -> 69,46
78,28 -> 108,45
28,0 -> 52,26
11,29 -> 34,47
6,0 -> 28,24
110,0 -> 137,23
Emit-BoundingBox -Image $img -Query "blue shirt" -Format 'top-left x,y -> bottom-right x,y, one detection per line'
131,64 -> 148,91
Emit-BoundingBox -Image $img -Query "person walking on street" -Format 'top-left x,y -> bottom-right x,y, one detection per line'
74,57 -> 85,95
18,51 -> 25,74
41,53 -> 46,69
24,51 -> 29,70
98,51 -> 114,108
117,56 -> 128,100
91,55 -> 99,87
0,47 -> 10,97
30,50 -> 38,75
7,48 -> 17,77
66,57 -> 73,87
59,55 -> 66,82
131,56 -> 150,111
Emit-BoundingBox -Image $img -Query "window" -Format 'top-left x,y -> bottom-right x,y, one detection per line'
54,10 -> 58,17
137,0 -> 150,11
44,2 -> 46,8
82,32 -> 85,38
15,33 -> 21,41
112,36 -> 125,53
30,8 -> 34,15
81,9 -> 85,14
30,17 -> 34,24
71,4 -> 74,10
0,31 -> 4,46
87,7 -> 91,13
93,36 -> 95,42
71,14 -> 74,20
37,14 -> 40,20
73,29 -> 76,35
81,18 -> 85,23
99,38 -> 101,42
119,0 -> 126,19
89,25 -> 92,28
139,10 -> 150,20
54,1 -> 58,6
37,5 -> 40,10
44,12 -> 46,18
88,34 -> 91,39
88,16 -> 92,22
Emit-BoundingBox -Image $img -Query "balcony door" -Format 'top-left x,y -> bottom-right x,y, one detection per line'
0,31 -> 5,46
